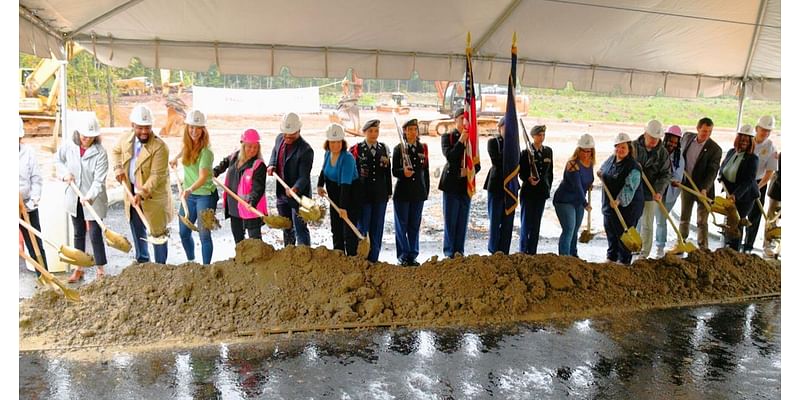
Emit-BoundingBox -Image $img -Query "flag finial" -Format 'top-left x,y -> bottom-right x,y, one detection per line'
512,32 -> 517,47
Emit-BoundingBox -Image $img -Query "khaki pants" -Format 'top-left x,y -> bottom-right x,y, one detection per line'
679,192 -> 710,249
638,201 -> 658,257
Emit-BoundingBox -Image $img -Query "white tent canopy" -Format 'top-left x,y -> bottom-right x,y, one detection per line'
19,0 -> 780,99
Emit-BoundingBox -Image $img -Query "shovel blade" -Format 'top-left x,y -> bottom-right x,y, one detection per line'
357,234 -> 371,259
578,230 -> 594,243
180,216 -> 199,232
766,226 -> 781,241
620,228 -> 642,253
263,215 -> 292,229
670,241 -> 698,254
59,245 -> 95,267
148,235 -> 169,245
104,229 -> 132,253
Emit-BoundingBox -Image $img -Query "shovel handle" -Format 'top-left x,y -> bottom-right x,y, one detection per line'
18,218 -> 59,250
273,174 -> 305,204
585,189 -> 592,231
67,182 -> 108,230
171,167 -> 197,220
637,165 -> 689,245
597,176 -> 629,230
212,177 -> 265,217
324,195 -> 365,240
121,183 -> 157,233
19,194 -> 46,267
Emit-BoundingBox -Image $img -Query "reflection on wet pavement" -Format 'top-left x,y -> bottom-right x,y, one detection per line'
20,300 -> 780,399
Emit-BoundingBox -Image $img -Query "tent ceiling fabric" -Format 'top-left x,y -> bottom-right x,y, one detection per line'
19,0 -> 780,99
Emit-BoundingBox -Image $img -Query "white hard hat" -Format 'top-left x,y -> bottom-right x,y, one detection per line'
130,105 -> 154,126
280,112 -> 302,133
756,115 -> 775,131
326,123 -> 345,141
577,133 -> 594,149
186,109 -> 206,127
614,132 -> 633,145
19,117 -> 25,138
737,124 -> 755,137
77,116 -> 101,137
645,119 -> 663,139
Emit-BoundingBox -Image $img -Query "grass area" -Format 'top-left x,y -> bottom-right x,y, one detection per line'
524,87 -> 780,130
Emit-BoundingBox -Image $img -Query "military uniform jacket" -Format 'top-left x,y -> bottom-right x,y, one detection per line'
519,145 -> 553,200
350,141 -> 392,203
438,129 -> 481,195
483,135 -> 505,194
392,141 -> 430,202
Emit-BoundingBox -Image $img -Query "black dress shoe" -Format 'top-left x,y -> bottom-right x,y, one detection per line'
408,260 -> 420,267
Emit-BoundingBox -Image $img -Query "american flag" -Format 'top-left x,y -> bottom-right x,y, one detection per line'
464,42 -> 479,198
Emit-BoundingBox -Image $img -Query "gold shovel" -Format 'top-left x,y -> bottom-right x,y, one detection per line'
18,218 -> 96,267
323,194 -> 370,258
598,177 -> 642,253
67,182 -> 132,253
578,189 -> 595,243
682,171 -> 738,226
273,174 -> 324,222
19,194 -> 59,289
19,251 -> 80,302
212,177 -> 292,229
121,184 -> 169,245
169,167 -> 199,232
750,195 -> 781,241
637,167 -> 696,254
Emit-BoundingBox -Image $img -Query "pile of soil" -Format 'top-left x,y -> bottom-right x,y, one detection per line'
19,240 -> 780,351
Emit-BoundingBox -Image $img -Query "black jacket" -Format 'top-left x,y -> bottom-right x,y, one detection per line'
268,134 -> 314,206
350,141 -> 392,203
719,149 -> 759,205
483,135 -> 505,193
213,151 -> 266,224
633,134 -> 670,201
681,132 -> 722,196
519,145 -> 553,200
392,141 -> 430,202
438,129 -> 481,195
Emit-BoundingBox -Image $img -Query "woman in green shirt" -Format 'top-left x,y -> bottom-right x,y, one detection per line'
175,110 -> 217,264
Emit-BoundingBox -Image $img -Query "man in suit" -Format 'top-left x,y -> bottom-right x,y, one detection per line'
350,119 -> 392,262
679,117 -> 722,249
268,112 -> 314,247
111,104 -> 171,263
439,107 -> 481,258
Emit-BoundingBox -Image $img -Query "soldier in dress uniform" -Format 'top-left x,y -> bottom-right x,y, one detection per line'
392,118 -> 430,266
350,119 -> 392,262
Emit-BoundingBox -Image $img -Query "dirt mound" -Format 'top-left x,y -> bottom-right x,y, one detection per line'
19,241 -> 780,351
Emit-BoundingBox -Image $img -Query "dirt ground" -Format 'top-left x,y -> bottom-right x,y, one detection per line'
19,240 -> 780,352
19,94 -> 782,353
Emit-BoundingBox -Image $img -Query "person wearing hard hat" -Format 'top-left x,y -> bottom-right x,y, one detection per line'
55,115 -> 109,282
679,117 -> 722,250
349,119 -> 392,263
719,124 -> 759,252
598,132 -> 645,265
552,133 -> 595,258
519,124 -> 553,255
111,104 -> 171,264
392,118 -> 430,266
742,115 -> 779,255
172,110 -> 217,264
653,125 -> 686,258
19,117 -> 49,277
438,107 -> 481,258
267,112 -> 314,247
632,120 -> 670,259
213,129 -> 268,243
316,123 -> 360,256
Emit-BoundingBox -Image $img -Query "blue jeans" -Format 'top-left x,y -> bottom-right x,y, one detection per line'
654,197 -> 677,250
520,196 -> 547,254
554,202 -> 584,257
277,196 -> 310,247
129,204 -> 167,264
443,192 -> 470,258
487,191 -> 514,254
358,201 -> 388,262
179,193 -> 215,264
394,199 -> 424,263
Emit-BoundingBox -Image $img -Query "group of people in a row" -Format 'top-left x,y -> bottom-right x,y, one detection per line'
18,106 -> 780,283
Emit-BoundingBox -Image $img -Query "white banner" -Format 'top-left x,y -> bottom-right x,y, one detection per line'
192,86 -> 320,115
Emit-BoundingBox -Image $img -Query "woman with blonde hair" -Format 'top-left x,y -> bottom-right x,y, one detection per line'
171,110 -> 217,264
213,128 -> 267,243
552,134 -> 595,257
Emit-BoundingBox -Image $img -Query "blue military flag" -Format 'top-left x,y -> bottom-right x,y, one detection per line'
502,35 -> 521,215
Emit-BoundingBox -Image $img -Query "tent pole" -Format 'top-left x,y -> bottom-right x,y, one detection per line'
736,80 -> 747,131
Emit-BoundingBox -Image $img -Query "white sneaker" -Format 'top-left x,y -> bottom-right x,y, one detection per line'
654,247 -> 665,258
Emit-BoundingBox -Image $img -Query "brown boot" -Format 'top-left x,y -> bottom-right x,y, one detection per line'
68,269 -> 84,283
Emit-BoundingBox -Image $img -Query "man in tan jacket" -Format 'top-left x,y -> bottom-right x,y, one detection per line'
111,105 -> 171,263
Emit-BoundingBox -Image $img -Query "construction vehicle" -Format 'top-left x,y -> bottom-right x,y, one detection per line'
114,77 -> 154,96
375,92 -> 411,114
159,69 -> 184,95
418,80 -> 531,136
19,57 -> 65,138
329,73 -> 364,136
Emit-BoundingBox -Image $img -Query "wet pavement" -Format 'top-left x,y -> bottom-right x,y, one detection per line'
19,299 -> 780,399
